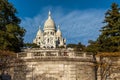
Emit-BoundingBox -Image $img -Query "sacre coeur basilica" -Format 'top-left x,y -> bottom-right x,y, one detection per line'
14,11 -> 120,80
33,11 -> 66,48
15,11 -> 95,80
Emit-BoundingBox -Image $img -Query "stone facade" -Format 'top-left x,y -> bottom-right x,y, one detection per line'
14,48 -> 96,80
96,56 -> 120,80
13,49 -> 120,80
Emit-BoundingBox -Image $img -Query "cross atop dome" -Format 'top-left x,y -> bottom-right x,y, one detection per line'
48,10 -> 51,16
48,10 -> 51,19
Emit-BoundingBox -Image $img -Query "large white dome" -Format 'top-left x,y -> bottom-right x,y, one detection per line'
44,11 -> 56,30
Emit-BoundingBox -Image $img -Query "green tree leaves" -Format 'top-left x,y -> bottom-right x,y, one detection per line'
67,42 -> 85,52
97,3 -> 120,52
87,3 -> 120,53
0,0 -> 26,52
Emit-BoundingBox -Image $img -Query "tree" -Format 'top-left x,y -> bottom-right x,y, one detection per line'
67,44 -> 77,48
86,40 -> 98,53
0,0 -> 25,52
97,3 -> 120,52
67,42 -> 86,52
86,3 -> 120,80
24,43 -> 39,48
74,42 -> 86,51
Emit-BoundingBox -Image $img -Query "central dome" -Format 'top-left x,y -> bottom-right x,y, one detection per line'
44,11 -> 56,30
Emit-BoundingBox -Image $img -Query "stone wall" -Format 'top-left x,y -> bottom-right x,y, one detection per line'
17,59 -> 95,80
97,56 -> 120,80
14,48 -> 96,80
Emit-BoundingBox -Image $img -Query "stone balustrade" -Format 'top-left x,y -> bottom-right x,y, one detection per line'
18,48 -> 93,60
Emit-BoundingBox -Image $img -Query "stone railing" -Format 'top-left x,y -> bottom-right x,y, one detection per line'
18,52 -> 93,60
18,48 -> 94,61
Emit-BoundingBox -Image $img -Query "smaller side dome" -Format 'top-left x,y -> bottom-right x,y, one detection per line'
56,25 -> 62,37
37,26 -> 43,36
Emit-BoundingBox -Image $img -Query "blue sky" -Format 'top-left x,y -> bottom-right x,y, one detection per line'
8,0 -> 120,45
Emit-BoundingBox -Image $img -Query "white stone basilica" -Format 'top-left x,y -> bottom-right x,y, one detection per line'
33,11 -> 66,48
13,11 -> 120,80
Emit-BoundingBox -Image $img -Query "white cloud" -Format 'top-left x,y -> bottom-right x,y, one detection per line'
21,8 -> 105,45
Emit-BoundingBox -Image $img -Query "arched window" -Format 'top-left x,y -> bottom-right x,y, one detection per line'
51,32 -> 52,35
47,39 -> 49,43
